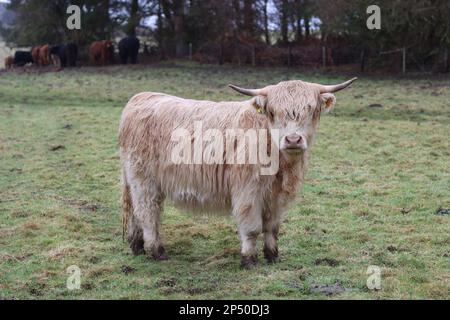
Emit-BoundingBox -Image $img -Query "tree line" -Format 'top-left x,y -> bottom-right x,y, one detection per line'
1,0 -> 449,71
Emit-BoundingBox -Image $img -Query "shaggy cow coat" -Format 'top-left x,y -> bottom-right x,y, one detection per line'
119,78 -> 355,268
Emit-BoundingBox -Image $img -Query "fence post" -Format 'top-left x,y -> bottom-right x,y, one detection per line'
444,48 -> 448,73
360,49 -> 365,72
322,46 -> 326,68
288,44 -> 292,67
237,45 -> 241,67
402,47 -> 406,75
219,42 -> 224,65
252,45 -> 256,67
189,43 -> 192,60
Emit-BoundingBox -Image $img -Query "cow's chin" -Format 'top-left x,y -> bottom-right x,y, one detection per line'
281,147 -> 304,156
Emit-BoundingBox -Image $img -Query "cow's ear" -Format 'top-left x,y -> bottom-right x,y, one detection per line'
251,96 -> 268,114
320,93 -> 336,113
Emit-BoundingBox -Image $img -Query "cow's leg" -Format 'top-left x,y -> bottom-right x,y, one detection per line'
128,173 -> 167,261
263,206 -> 283,264
233,191 -> 263,269
127,214 -> 144,255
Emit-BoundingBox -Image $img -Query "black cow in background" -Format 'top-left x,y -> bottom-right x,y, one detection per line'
119,36 -> 140,64
14,51 -> 33,66
50,43 -> 78,68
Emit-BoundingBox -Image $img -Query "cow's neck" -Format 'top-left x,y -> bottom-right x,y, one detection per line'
277,151 -> 308,201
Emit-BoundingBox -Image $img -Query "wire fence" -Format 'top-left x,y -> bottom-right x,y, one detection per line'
189,42 -> 450,74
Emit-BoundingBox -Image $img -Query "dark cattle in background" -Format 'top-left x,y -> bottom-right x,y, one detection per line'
50,45 -> 60,66
51,43 -> 78,68
14,51 -> 33,67
119,37 -> 140,64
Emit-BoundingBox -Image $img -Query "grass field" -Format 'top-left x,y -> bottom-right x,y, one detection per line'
0,62 -> 449,299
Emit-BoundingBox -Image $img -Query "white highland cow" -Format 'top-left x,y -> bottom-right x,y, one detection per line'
119,78 -> 356,268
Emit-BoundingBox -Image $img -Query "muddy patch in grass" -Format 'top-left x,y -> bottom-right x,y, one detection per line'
49,144 -> 65,151
156,276 -> 178,288
58,197 -> 104,213
310,282 -> 345,296
314,257 -> 340,267
121,265 -> 136,274
435,207 -> 449,215
27,283 -> 46,297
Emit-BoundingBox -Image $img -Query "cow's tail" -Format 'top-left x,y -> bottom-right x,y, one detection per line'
121,169 -> 133,243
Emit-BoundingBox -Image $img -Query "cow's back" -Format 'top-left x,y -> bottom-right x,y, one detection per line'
119,92 -> 263,211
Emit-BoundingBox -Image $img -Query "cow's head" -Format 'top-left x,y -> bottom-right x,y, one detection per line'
229,78 -> 356,156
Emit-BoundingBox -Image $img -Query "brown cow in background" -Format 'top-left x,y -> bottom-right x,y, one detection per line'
31,44 -> 50,66
4,56 -> 14,69
39,44 -> 50,66
90,40 -> 114,65
31,46 -> 41,65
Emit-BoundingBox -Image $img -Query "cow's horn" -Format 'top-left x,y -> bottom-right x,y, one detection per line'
229,84 -> 266,96
319,77 -> 357,93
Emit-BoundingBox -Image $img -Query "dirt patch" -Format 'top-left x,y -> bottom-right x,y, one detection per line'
401,208 -> 412,215
368,103 -> 383,108
80,203 -> 101,212
314,257 -> 340,267
10,209 -> 29,218
155,277 -> 178,288
23,222 -> 40,231
310,282 -> 345,296
82,283 -> 94,290
121,265 -> 136,274
88,256 -> 100,264
436,207 -> 449,215
387,245 -> 398,253
185,287 -> 211,295
87,267 -> 114,277
27,283 -> 46,297
60,198 -> 103,213
49,144 -> 65,151
62,124 -> 73,130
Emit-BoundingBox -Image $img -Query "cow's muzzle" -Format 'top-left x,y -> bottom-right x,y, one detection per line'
282,134 -> 308,153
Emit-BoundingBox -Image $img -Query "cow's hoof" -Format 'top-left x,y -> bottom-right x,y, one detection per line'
241,255 -> 258,269
128,236 -> 144,256
264,247 -> 280,264
130,243 -> 145,256
152,246 -> 169,261
265,255 -> 280,264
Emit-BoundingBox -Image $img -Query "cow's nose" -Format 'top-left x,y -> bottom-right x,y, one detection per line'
285,134 -> 302,145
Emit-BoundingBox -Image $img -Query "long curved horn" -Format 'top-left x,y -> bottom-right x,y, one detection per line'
228,84 -> 266,96
319,77 -> 357,93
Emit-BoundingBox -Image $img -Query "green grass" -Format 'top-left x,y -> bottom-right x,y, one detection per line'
0,62 -> 449,299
